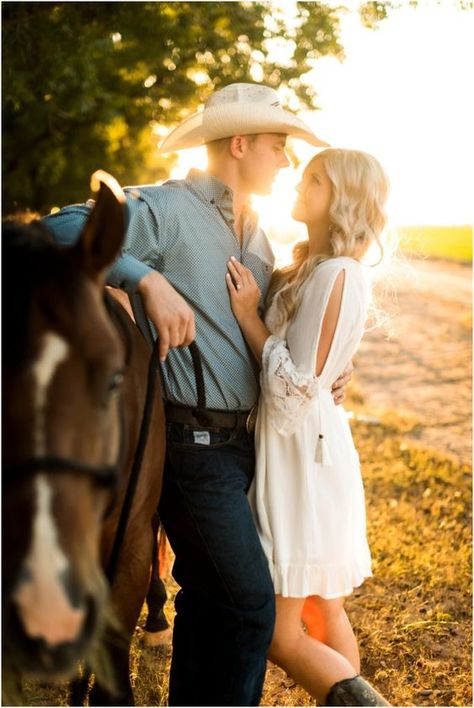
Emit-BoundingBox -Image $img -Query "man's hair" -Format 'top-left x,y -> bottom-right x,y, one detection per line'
206,137 -> 231,159
206,134 -> 259,159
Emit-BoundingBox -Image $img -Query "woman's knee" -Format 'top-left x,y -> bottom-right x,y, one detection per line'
302,595 -> 347,641
310,595 -> 346,621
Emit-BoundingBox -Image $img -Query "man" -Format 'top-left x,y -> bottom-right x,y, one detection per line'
44,83 -> 351,706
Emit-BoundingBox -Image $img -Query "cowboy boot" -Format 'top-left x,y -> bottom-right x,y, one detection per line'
325,675 -> 391,706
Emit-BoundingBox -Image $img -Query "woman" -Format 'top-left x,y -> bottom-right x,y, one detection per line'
225,148 -> 391,706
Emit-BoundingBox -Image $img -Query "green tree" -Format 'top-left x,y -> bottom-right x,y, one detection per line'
3,1 -> 471,212
3,1 -> 346,213
358,0 -> 472,29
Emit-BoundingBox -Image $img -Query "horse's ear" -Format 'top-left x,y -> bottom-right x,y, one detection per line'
76,170 -> 127,280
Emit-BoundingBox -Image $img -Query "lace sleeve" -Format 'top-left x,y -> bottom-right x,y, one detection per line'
260,335 -> 319,436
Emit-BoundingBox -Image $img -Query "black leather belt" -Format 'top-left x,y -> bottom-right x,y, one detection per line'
166,403 -> 257,433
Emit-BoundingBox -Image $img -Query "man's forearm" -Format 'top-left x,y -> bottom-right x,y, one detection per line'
44,199 -> 195,361
43,204 -> 153,293
136,270 -> 196,361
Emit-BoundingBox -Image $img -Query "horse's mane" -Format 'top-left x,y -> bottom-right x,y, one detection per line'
3,218 -> 54,247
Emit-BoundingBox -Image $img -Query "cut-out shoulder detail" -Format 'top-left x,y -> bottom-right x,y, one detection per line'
315,269 -> 345,377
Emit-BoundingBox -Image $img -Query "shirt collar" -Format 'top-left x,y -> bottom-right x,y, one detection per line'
186,168 -> 259,235
186,168 -> 232,207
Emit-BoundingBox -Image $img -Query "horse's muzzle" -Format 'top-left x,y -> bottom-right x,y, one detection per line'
4,594 -> 101,678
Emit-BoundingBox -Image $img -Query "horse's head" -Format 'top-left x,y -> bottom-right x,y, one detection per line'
2,173 -> 128,677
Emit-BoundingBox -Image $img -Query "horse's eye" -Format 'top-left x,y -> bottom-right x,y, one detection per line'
108,371 -> 124,393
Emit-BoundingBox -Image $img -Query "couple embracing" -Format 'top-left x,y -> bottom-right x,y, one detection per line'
46,82 -> 391,707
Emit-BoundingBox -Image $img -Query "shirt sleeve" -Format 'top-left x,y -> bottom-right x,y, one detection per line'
42,188 -> 164,293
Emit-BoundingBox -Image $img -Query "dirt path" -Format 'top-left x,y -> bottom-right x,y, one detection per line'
353,257 -> 472,465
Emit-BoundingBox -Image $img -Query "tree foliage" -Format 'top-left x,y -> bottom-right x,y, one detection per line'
358,0 -> 472,28
6,1 -> 467,212
2,1 -> 344,213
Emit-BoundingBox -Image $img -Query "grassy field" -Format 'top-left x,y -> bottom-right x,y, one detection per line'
269,224 -> 472,271
397,225 -> 472,262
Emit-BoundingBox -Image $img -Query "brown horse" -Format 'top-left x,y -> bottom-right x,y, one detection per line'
2,173 -> 166,705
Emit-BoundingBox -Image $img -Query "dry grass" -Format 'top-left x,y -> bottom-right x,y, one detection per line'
260,412 -> 472,707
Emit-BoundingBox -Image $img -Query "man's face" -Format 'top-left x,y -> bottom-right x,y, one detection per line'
239,133 -> 290,196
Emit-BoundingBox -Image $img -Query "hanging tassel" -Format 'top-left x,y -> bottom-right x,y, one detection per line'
315,433 -> 333,466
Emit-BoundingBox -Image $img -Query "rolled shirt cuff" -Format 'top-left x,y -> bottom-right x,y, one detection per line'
107,254 -> 154,293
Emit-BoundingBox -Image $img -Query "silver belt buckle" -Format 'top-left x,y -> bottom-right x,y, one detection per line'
246,404 -> 258,434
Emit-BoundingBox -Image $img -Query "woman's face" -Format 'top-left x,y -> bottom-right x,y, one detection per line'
291,157 -> 332,227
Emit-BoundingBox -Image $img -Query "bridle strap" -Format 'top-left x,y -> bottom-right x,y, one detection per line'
3,456 -> 118,486
105,337 -> 207,583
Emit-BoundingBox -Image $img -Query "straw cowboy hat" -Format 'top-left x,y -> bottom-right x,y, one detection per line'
158,83 -> 328,153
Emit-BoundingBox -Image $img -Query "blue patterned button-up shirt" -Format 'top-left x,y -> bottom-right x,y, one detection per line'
44,169 -> 275,410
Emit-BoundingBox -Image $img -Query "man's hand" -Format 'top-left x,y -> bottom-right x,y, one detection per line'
331,360 -> 354,405
138,271 -> 195,362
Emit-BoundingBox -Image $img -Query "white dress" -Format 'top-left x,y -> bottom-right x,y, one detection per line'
248,256 -> 373,599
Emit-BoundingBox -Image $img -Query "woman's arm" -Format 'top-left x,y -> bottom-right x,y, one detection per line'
315,269 -> 345,376
226,257 -> 352,405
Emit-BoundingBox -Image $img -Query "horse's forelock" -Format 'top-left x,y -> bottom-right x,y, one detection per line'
3,220 -> 83,366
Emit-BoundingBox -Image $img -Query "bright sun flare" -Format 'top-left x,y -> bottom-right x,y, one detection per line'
170,145 -> 309,266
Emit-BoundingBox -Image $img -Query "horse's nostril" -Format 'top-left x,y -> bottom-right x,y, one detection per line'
13,576 -> 88,647
5,594 -> 103,679
60,569 -> 88,609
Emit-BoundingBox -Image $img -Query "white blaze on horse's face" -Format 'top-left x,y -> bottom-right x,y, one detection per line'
13,475 -> 86,646
12,331 -> 86,646
31,331 -> 69,456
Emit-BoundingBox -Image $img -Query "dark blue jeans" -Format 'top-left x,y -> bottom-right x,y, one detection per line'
158,422 -> 275,707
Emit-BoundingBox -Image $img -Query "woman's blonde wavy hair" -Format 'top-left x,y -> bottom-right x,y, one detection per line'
266,148 -> 390,327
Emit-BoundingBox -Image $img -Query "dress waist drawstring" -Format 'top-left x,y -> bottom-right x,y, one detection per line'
314,380 -> 333,467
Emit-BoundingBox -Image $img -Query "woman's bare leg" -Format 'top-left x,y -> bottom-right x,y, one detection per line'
302,595 -> 360,672
268,595 -> 357,703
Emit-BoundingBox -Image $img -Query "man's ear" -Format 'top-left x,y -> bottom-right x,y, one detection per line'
229,135 -> 249,160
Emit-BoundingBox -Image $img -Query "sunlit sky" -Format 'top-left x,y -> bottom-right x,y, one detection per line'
170,2 -> 474,247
